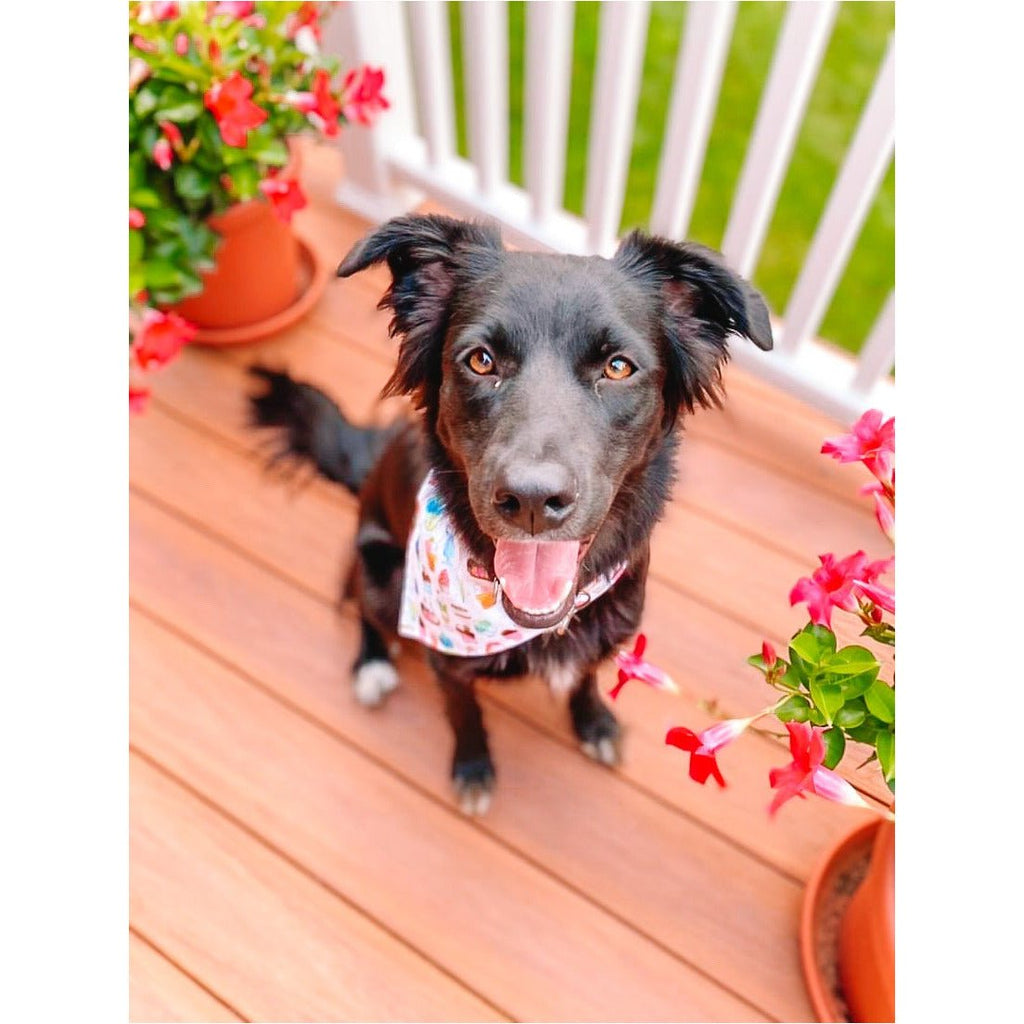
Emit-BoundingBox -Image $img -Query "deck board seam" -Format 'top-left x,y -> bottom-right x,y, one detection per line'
130,924 -> 250,1022
128,602 -> 782,1022
131,747 -> 518,1024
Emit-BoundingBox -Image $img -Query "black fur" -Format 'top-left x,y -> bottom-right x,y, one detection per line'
250,214 -> 772,813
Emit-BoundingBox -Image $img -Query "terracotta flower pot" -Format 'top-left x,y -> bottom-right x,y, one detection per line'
171,145 -> 329,345
800,817 -> 895,1022
173,196 -> 301,335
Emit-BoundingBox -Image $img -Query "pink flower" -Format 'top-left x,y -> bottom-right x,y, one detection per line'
822,409 -> 895,485
609,633 -> 677,700
204,72 -> 268,147
129,58 -> 151,90
768,721 -> 870,816
129,386 -> 151,414
790,551 -> 869,627
211,1 -> 254,16
151,1 -> 180,19
862,482 -> 895,542
131,34 -> 158,54
174,32 -> 189,56
259,175 -> 307,222
854,579 -> 895,615
666,716 -> 758,788
152,138 -> 173,170
133,309 -> 196,370
762,641 -> 777,669
340,65 -> 390,127
129,208 -> 146,229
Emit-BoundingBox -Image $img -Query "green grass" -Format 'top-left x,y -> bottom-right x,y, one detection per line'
446,1 -> 894,355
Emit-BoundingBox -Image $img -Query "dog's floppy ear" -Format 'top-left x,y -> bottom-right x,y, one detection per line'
613,230 -> 773,421
337,214 -> 504,402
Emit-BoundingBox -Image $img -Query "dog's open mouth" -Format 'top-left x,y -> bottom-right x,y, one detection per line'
493,538 -> 587,629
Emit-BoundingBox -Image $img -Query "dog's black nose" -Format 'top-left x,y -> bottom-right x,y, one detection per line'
493,462 -> 577,534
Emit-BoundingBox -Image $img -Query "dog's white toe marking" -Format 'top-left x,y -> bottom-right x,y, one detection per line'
582,737 -> 620,767
458,787 -> 492,816
353,660 -> 399,707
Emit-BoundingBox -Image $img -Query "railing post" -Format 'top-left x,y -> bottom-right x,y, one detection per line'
321,0 -> 422,222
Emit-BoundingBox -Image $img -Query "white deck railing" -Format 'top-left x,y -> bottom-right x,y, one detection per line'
322,1 -> 894,424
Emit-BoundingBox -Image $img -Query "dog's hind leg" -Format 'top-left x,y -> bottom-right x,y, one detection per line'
433,664 -> 495,816
569,671 -> 622,767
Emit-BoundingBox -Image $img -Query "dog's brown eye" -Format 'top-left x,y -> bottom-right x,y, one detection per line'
603,356 -> 636,381
466,349 -> 496,376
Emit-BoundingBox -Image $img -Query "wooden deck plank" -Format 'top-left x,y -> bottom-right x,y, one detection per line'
129,932 -> 243,1023
129,492 -> 818,1021
130,753 -> 504,1023
132,608 -> 762,1023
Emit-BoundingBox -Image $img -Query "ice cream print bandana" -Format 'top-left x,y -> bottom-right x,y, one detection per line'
398,472 -> 628,657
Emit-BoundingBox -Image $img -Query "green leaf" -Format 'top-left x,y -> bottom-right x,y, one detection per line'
155,55 -> 209,85
861,622 -> 896,646
875,730 -> 895,784
864,680 -> 896,724
129,266 -> 147,298
134,83 -> 161,118
129,187 -> 163,210
775,695 -> 811,723
834,703 -> 867,730
809,679 -> 844,724
227,161 -> 261,201
808,705 -> 826,727
129,229 -> 144,268
822,728 -> 846,770
173,164 -> 215,202
789,623 -> 837,667
158,94 -> 204,123
846,719 -> 881,745
821,646 -> 879,676
144,260 -> 186,290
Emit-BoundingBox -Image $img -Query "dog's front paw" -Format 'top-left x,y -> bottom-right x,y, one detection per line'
352,660 -> 400,707
575,705 -> 623,767
452,757 -> 496,816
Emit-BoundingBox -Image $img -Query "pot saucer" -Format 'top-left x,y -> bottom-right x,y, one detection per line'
190,234 -> 330,346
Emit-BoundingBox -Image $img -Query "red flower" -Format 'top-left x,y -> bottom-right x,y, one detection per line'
129,386 -> 151,414
133,309 -> 196,370
152,138 -> 173,170
159,120 -> 184,150
310,68 -> 341,136
761,641 -> 777,669
665,716 -> 758,788
286,2 -> 322,42
151,1 -> 180,19
340,65 -> 390,127
204,72 -> 268,147
609,633 -> 677,700
259,175 -> 307,222
129,208 -> 146,229
822,409 -> 895,486
768,722 -> 870,816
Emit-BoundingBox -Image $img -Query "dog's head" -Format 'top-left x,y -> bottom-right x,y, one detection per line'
339,215 -> 772,628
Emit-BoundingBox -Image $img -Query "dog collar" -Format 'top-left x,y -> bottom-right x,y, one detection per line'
398,471 -> 628,657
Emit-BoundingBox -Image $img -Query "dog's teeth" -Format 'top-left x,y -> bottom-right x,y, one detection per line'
582,737 -> 620,767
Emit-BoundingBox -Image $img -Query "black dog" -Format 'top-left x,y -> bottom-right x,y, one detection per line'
250,214 -> 772,814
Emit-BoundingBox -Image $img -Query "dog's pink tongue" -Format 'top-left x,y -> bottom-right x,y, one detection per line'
494,539 -> 580,614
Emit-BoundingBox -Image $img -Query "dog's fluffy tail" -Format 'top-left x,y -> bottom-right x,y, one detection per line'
248,366 -> 388,496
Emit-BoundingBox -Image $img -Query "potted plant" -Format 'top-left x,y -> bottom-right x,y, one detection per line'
128,1 -> 389,412
613,408 -> 896,1022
